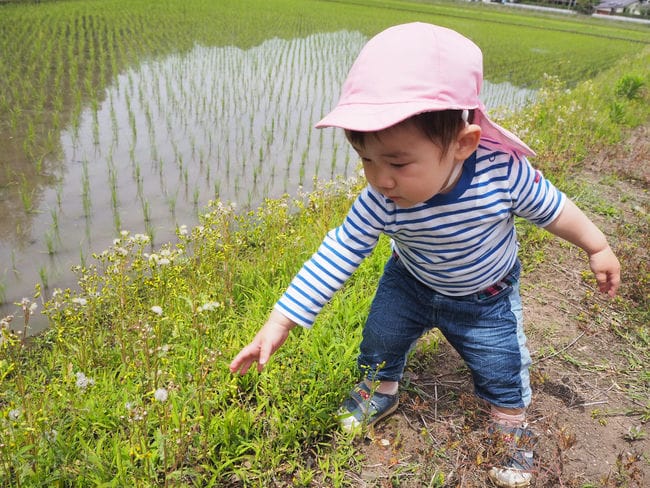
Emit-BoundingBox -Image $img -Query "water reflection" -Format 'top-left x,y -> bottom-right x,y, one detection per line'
0,31 -> 536,333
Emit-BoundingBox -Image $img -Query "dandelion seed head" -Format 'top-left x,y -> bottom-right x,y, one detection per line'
45,429 -> 58,442
154,388 -> 168,403
8,409 -> 21,421
198,301 -> 221,313
151,306 -> 163,316
75,372 -> 95,389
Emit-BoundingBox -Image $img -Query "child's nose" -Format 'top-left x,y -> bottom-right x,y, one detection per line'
376,169 -> 396,190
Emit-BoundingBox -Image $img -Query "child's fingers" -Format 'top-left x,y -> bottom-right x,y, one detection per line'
606,270 -> 620,297
230,344 -> 260,375
595,270 -> 620,297
257,341 -> 274,372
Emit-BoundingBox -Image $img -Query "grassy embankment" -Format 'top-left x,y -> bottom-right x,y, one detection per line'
1,0 -> 649,485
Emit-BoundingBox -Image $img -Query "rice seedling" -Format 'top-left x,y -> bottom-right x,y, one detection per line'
142,199 -> 151,224
18,175 -> 34,214
113,208 -> 122,236
44,230 -> 57,256
81,160 -> 91,218
38,265 -> 49,291
167,193 -> 177,217
193,187 -> 200,208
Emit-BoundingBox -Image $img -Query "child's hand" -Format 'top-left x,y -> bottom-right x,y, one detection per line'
229,310 -> 296,375
589,245 -> 621,297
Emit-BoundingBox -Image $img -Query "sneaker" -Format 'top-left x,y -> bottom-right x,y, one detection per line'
337,381 -> 399,432
487,423 -> 537,488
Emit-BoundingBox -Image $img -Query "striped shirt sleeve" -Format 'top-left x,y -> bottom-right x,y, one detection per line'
510,156 -> 566,227
275,187 -> 385,328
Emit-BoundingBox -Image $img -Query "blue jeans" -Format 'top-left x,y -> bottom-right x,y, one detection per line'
358,256 -> 531,409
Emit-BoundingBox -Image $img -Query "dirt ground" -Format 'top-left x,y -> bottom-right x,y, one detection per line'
345,125 -> 650,487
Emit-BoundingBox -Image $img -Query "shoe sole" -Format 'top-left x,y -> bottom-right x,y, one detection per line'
487,467 -> 532,488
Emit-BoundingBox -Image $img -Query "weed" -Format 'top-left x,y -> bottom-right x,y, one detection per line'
615,74 -> 646,101
624,425 -> 647,442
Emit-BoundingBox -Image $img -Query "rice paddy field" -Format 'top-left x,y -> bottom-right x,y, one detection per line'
0,0 -> 649,486
1,0 -> 648,329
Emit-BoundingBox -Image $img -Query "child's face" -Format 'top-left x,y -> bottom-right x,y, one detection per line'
351,122 -> 462,208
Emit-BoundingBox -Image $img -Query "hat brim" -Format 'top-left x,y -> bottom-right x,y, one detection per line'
315,103 -> 535,158
315,101 -> 460,132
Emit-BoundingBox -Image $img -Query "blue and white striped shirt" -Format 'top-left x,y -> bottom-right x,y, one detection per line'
276,143 -> 566,328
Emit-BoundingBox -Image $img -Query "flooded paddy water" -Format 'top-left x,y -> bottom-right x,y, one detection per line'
0,31 -> 536,334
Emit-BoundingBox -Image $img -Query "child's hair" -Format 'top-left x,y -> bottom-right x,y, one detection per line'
345,109 -> 475,156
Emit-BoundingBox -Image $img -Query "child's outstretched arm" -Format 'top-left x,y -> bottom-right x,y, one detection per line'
544,199 -> 621,296
229,309 -> 297,375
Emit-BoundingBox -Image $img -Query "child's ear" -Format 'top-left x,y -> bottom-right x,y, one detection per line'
454,124 -> 481,162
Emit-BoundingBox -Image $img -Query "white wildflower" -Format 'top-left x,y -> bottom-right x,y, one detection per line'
157,258 -> 170,266
154,388 -> 168,403
120,230 -> 129,237
1,316 -> 13,333
197,301 -> 221,313
8,409 -> 21,421
133,233 -> 150,244
44,429 -> 58,442
75,372 -> 95,389
113,238 -> 121,245
115,247 -> 128,256
178,225 -> 188,236
71,297 -> 88,306
29,302 -> 38,314
151,306 -> 163,316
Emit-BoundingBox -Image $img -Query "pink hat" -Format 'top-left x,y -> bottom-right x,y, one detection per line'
316,22 -> 535,157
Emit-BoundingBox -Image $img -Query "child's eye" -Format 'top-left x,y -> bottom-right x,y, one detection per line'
390,162 -> 409,168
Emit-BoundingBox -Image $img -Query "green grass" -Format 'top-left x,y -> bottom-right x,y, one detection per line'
1,0 -> 649,486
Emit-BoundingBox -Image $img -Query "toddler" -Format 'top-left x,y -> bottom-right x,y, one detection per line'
230,22 -> 620,487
